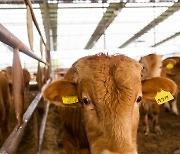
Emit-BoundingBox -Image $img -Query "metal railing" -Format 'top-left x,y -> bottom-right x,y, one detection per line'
0,1 -> 51,153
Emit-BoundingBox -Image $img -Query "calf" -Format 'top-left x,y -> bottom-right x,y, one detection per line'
161,56 -> 180,115
43,54 -> 176,153
4,66 -> 31,102
5,66 -> 31,89
36,66 -> 47,89
54,68 -> 69,79
0,71 -> 11,141
139,54 -> 177,135
139,54 -> 162,135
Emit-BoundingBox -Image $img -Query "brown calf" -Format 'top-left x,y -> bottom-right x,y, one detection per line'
0,71 -> 11,141
54,68 -> 69,79
4,66 -> 31,101
161,56 -> 180,115
36,66 -> 47,89
139,54 -> 177,135
43,54 -> 175,154
139,54 -> 162,135
5,66 -> 31,89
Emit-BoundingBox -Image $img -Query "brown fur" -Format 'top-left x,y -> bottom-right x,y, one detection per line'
162,57 -> 180,87
140,54 -> 162,80
4,66 -> 31,102
142,77 -> 177,102
36,66 -> 47,89
23,68 -> 31,89
43,54 -> 175,153
54,68 -> 69,79
161,57 -> 180,115
139,54 -> 163,135
5,66 -> 31,89
0,71 -> 11,141
140,54 -> 178,135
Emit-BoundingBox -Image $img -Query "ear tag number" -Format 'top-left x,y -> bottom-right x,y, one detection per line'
62,96 -> 78,104
166,63 -> 174,70
155,89 -> 174,105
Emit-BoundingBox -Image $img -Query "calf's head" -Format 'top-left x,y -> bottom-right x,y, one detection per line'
162,57 -> 180,87
43,54 -> 172,154
139,54 -> 162,79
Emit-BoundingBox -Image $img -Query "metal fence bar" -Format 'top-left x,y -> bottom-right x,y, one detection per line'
37,101 -> 50,154
25,4 -> 40,152
0,2 -> 51,153
24,0 -> 46,46
0,24 -> 48,65
33,109 -> 39,153
0,79 -> 51,154
27,4 -> 34,50
13,48 -> 24,127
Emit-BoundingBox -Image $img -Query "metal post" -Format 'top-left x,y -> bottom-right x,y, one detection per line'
13,48 -> 24,127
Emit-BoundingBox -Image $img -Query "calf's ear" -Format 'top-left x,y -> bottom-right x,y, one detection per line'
162,58 -> 176,68
43,80 -> 78,106
142,77 -> 177,102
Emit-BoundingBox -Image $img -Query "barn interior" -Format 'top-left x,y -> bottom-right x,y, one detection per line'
0,0 -> 180,154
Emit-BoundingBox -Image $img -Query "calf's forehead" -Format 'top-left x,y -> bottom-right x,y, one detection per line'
73,55 -> 141,76
141,54 -> 161,64
71,55 -> 142,94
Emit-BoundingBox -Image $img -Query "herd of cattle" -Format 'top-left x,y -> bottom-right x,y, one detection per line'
0,66 -> 45,141
1,53 -> 180,153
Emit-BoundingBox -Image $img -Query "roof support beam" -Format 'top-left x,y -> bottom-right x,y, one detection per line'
85,2 -> 125,49
0,0 -> 107,4
0,0 -> 41,4
119,1 -> 180,48
40,3 -> 58,51
151,31 -> 180,47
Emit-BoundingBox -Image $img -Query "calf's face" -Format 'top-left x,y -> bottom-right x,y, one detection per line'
162,57 -> 180,87
139,54 -> 162,79
75,55 -> 142,153
43,54 -> 172,154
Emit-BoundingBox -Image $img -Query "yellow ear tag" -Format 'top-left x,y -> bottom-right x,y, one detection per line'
155,89 -> 174,105
62,96 -> 78,104
166,63 -> 174,70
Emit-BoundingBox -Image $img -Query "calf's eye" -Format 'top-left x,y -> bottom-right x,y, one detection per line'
136,96 -> 142,103
83,97 -> 90,105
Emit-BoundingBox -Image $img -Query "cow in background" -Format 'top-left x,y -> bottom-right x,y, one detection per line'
54,68 -> 69,79
0,71 -> 11,141
43,54 -> 176,153
139,54 -> 177,135
36,66 -> 47,90
161,56 -> 180,115
4,66 -> 31,103
5,66 -> 31,90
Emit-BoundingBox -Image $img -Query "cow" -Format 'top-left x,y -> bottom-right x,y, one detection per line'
140,54 -> 162,80
36,66 -> 47,89
161,56 -> 180,115
4,66 -> 31,104
5,66 -> 31,89
54,68 -> 69,79
0,71 -> 11,141
139,54 -> 177,135
43,54 -> 176,153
